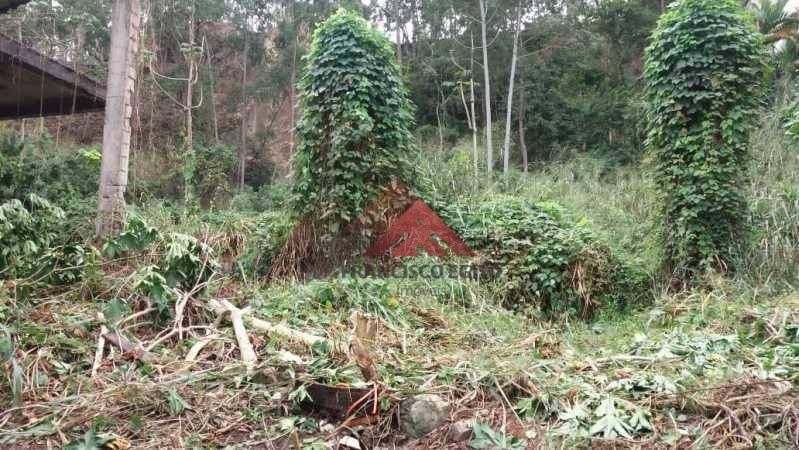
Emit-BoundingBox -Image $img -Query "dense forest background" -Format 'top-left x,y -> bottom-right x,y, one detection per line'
0,0 -> 697,201
1,0 -> 796,206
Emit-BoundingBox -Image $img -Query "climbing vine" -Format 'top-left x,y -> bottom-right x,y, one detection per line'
644,0 -> 764,279
291,9 -> 415,233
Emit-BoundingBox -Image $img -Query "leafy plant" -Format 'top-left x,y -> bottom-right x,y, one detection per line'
291,9 -> 416,234
167,388 -> 191,415
589,398 -> 633,438
441,196 -> 644,317
183,144 -> 237,209
0,195 -> 67,279
469,422 -> 525,450
103,215 -> 160,257
644,0 -> 765,280
239,211 -> 293,277
161,232 -> 217,288
1,326 -> 23,407
134,266 -> 179,316
305,276 -> 403,323
64,429 -> 120,450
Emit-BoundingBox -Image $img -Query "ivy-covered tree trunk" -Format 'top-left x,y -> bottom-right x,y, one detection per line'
271,9 -> 416,279
96,0 -> 140,238
644,0 -> 764,281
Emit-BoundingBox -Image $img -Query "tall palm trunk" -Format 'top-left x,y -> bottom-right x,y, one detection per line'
96,0 -> 141,237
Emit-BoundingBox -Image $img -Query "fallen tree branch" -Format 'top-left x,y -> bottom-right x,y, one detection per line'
91,324 -> 108,379
102,332 -> 155,363
185,333 -> 219,362
229,305 -> 257,372
207,298 -> 328,348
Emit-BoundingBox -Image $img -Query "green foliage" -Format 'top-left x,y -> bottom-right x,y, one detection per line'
0,195 -> 66,279
291,9 -> 416,232
103,216 -> 160,257
0,132 -> 100,239
105,216 -> 218,318
0,325 -> 23,407
64,429 -> 119,450
239,211 -> 292,277
183,144 -> 237,209
440,197 -> 645,317
229,182 -> 291,213
134,266 -> 179,317
0,133 -> 100,204
644,0 -> 765,278
161,232 -> 217,287
305,276 -> 402,323
469,422 -> 525,450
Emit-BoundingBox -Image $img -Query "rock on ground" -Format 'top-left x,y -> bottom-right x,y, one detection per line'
399,394 -> 451,438
447,419 -> 474,443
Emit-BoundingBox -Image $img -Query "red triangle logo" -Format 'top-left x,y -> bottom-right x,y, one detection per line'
364,199 -> 474,257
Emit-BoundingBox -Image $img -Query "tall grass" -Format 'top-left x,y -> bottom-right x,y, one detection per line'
417,111 -> 799,296
739,113 -> 799,294
416,140 -> 658,270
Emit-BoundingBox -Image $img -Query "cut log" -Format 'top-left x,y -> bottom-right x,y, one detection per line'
207,298 -> 329,348
229,306 -> 257,372
350,311 -> 378,381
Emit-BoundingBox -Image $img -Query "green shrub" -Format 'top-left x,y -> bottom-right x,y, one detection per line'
240,211 -> 293,277
644,0 -> 765,279
291,9 -> 416,233
440,197 -> 646,317
0,195 -> 66,279
184,144 -> 237,209
305,276 -> 402,323
104,216 -> 218,317
0,132 -> 100,239
230,182 -> 291,213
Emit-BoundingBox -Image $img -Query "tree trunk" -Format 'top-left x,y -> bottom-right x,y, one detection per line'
518,67 -> 528,173
183,1 -> 196,207
502,4 -> 521,181
395,1 -> 402,65
478,0 -> 493,173
289,28 -> 297,154
436,84 -> 444,151
185,2 -> 195,152
204,35 -> 220,144
96,0 -> 141,238
470,32 -> 478,177
239,20 -> 249,190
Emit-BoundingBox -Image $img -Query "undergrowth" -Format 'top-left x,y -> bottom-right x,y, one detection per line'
1,107 -> 798,447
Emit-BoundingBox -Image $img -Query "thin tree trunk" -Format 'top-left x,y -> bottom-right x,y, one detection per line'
185,2 -> 195,152
204,35 -> 220,144
71,25 -> 85,115
183,1 -> 196,206
470,32 -> 478,177
395,2 -> 402,65
289,30 -> 297,154
478,0 -> 493,173
239,19 -> 249,190
518,67 -> 528,173
17,19 -> 24,140
502,4 -> 521,181
96,0 -> 141,237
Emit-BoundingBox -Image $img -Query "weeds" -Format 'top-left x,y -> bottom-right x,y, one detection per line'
2,112 -> 799,448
